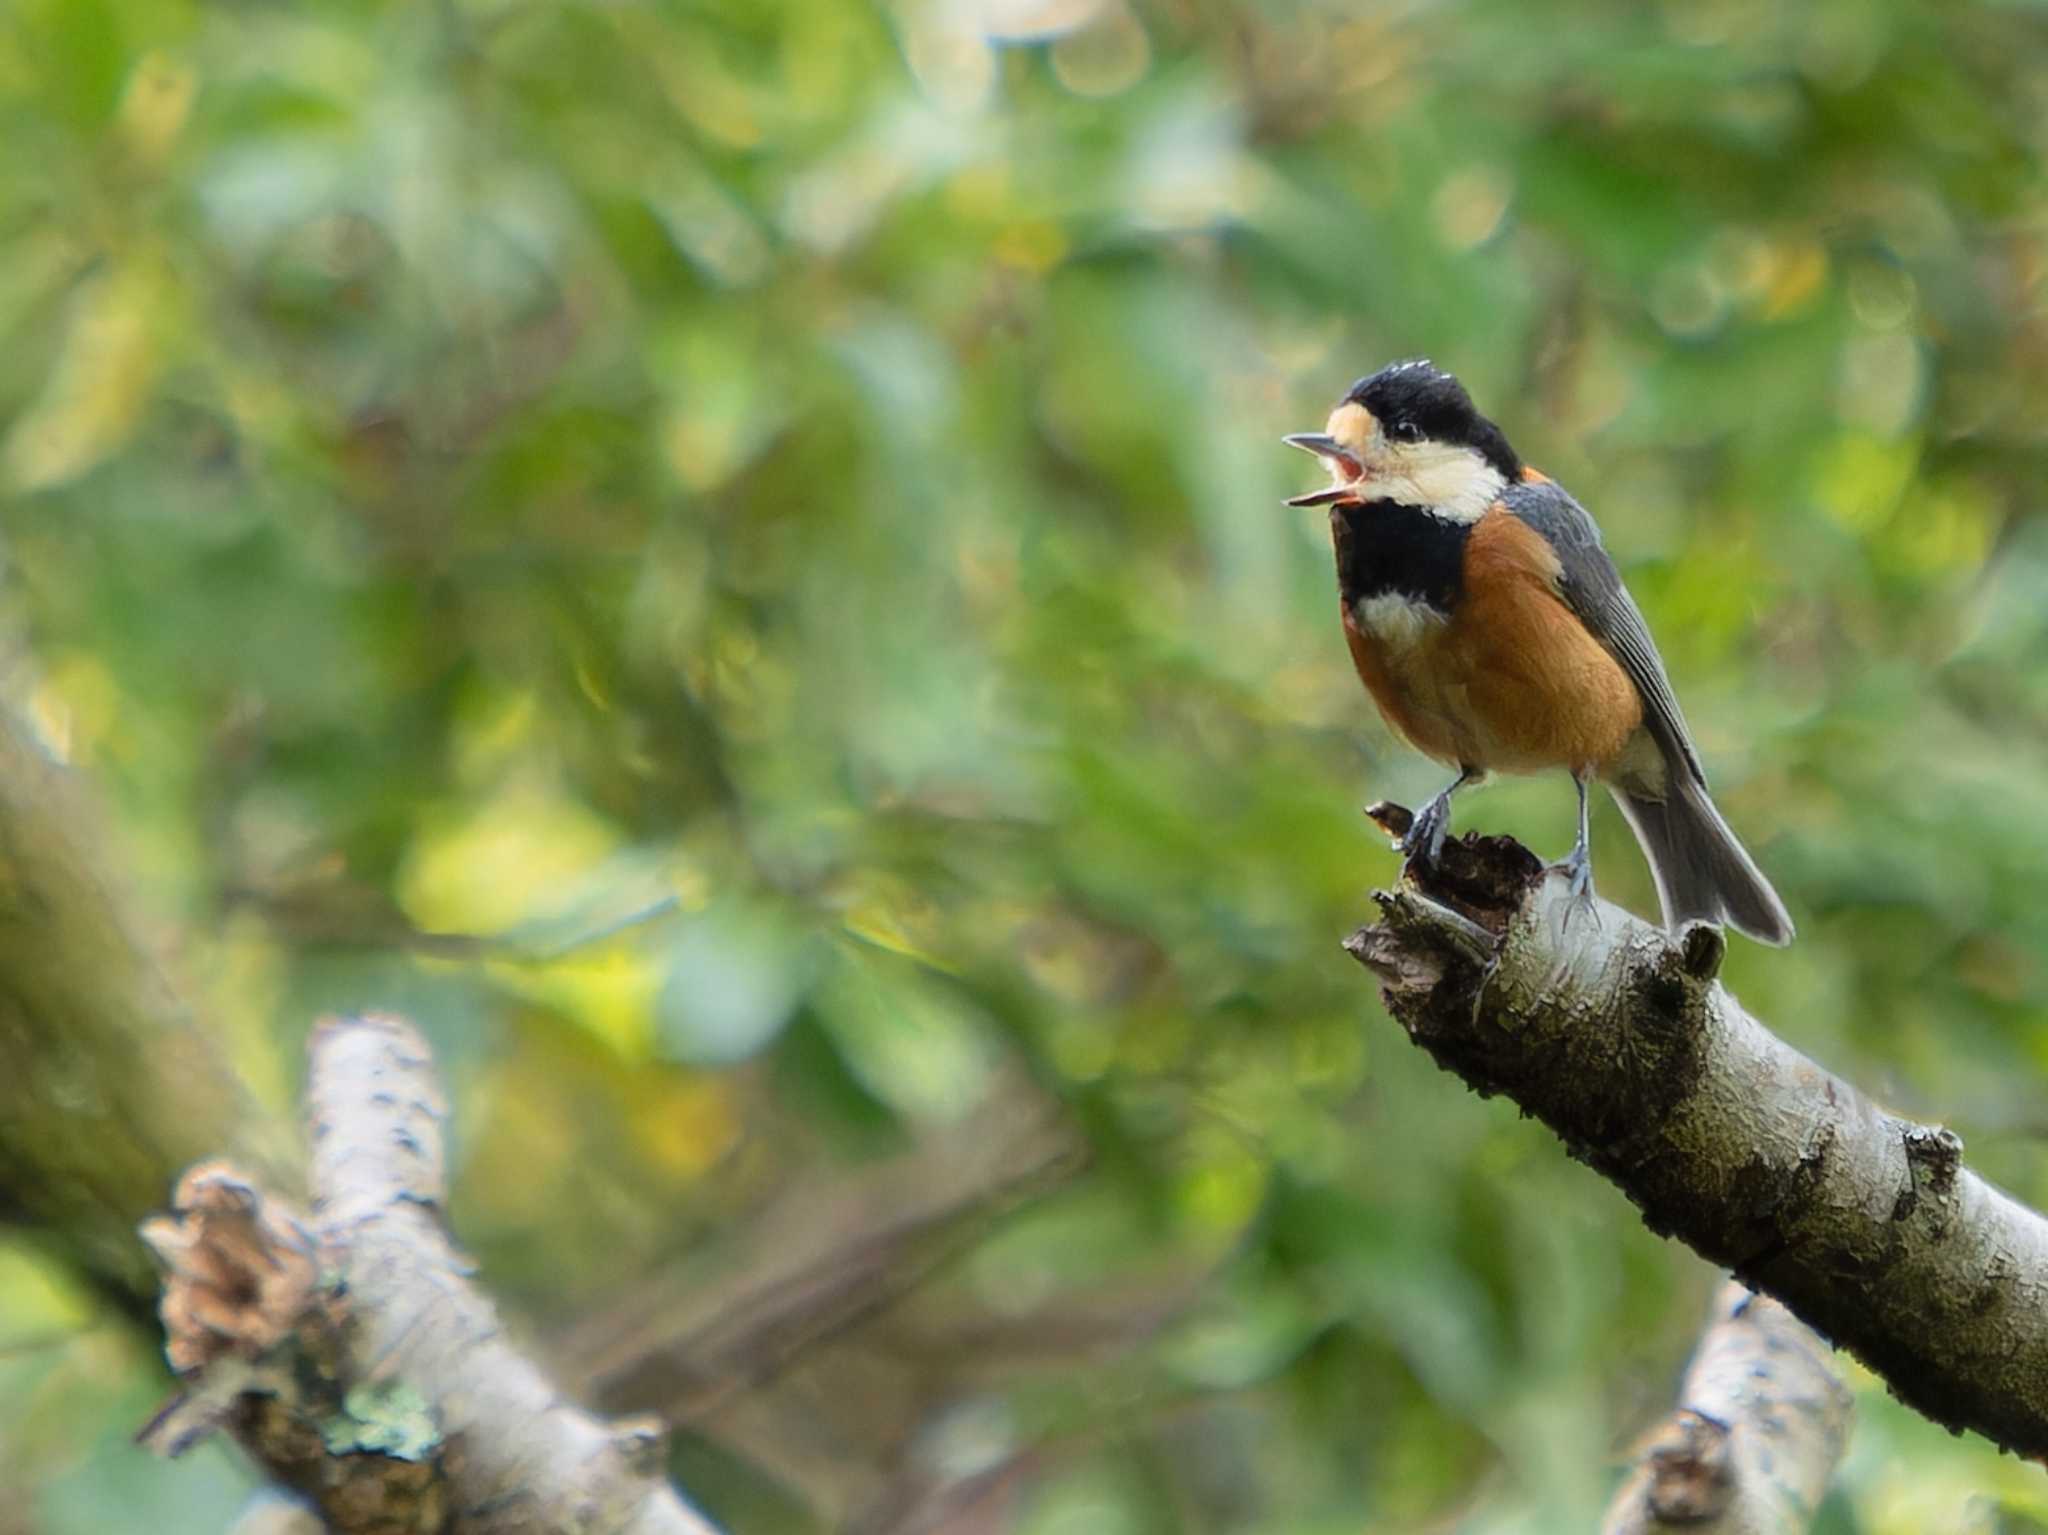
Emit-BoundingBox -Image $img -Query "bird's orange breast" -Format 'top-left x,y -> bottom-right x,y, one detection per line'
1342,505 -> 1643,775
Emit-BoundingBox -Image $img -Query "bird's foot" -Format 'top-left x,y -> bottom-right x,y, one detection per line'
1554,845 -> 1601,935
1399,792 -> 1453,872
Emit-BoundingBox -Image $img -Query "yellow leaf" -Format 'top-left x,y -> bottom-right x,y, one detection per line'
495,946 -> 658,1058
398,781 -> 621,937
627,1073 -> 738,1179
4,263 -> 163,492
116,52 -> 196,166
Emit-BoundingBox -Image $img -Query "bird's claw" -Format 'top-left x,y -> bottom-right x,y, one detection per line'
1399,793 -> 1452,871
1555,846 -> 1600,935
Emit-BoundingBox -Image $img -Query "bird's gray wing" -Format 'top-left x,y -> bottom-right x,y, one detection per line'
1503,476 -> 1706,788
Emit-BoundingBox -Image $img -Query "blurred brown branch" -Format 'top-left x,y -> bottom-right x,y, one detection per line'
563,1085 -> 1087,1421
1347,814 -> 2048,1458
552,1081 -> 1105,1526
141,1012 -> 720,1535
1602,1282 -> 1851,1535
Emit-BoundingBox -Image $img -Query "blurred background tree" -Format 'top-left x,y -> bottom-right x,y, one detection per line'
3,0 -> 2048,1529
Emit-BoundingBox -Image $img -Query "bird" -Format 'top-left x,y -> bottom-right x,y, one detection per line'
1283,359 -> 1793,946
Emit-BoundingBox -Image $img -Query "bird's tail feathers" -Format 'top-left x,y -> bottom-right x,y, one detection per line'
1610,775 -> 1793,947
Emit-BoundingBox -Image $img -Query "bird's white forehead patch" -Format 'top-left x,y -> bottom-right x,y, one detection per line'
1326,402 -> 1377,455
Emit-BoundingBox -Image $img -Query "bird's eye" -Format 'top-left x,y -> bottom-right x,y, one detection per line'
1389,420 -> 1424,444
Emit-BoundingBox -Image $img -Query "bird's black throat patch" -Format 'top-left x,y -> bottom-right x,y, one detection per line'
1331,501 -> 1469,615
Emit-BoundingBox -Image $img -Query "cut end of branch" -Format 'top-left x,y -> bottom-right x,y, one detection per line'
1358,801 -> 1546,936
1640,1409 -> 1734,1522
141,1161 -> 316,1375
1343,831 -> 1563,1086
1345,801 -> 1542,1012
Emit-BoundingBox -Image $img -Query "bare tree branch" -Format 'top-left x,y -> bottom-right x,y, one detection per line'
1345,816 -> 2048,1457
1602,1282 -> 1851,1535
141,1012 -> 721,1535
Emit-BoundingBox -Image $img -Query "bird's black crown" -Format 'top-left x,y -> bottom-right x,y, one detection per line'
1345,360 -> 1520,479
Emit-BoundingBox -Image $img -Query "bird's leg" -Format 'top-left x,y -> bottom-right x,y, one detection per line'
1399,766 -> 1478,871
1558,771 -> 1600,930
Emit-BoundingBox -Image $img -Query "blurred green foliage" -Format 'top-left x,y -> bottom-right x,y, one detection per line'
4,0 -> 2048,1529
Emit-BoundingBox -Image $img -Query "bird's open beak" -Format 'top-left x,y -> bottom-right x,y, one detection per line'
1282,433 -> 1365,507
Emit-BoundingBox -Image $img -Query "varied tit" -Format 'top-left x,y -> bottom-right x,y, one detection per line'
1284,360 -> 1793,946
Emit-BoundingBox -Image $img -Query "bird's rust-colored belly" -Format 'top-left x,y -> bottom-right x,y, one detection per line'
1342,509 -> 1642,775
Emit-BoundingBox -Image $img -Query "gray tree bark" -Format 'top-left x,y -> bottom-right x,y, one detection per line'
1346,815 -> 2048,1458
1602,1282 -> 1851,1535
